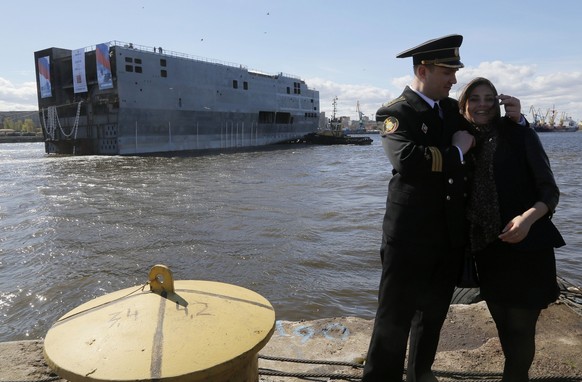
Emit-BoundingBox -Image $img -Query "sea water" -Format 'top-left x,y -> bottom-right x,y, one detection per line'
1,133 -> 580,341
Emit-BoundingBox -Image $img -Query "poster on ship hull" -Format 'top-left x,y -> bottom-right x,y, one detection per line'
37,56 -> 52,98
96,43 -> 113,90
72,48 -> 88,93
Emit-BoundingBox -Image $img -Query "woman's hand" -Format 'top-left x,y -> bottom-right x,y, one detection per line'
498,202 -> 549,243
498,94 -> 522,123
498,215 -> 531,243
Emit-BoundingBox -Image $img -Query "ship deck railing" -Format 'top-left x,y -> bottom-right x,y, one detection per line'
81,41 -> 304,82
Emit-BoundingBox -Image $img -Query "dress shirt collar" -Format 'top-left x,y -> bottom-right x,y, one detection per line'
410,87 -> 439,109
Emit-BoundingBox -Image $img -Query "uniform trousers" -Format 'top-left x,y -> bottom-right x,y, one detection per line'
362,238 -> 463,382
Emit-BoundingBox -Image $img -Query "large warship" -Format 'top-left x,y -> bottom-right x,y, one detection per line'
34,41 -> 320,155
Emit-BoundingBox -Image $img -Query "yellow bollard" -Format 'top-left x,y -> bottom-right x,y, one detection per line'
44,265 -> 275,382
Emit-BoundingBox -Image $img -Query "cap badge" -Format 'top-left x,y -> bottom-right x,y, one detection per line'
421,123 -> 428,134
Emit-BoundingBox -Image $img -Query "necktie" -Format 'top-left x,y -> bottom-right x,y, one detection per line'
433,103 -> 442,119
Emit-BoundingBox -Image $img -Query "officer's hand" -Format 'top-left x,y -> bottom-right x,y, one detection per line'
452,130 -> 475,154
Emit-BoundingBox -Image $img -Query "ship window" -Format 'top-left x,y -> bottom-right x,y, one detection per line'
126,65 -> 134,72
161,70 -> 167,78
287,87 -> 290,94
135,58 -> 142,64
233,80 -> 238,89
243,81 -> 248,90
294,82 -> 301,94
160,59 -> 167,67
125,57 -> 133,63
258,111 -> 275,124
276,112 -> 291,124
135,66 -> 142,73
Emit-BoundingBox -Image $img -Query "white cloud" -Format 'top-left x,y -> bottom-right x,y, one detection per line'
310,61 -> 582,123
0,78 -> 38,111
307,77 -> 392,121
457,62 -> 582,121
391,75 -> 413,91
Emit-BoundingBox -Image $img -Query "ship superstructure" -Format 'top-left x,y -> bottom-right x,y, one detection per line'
34,41 -> 320,155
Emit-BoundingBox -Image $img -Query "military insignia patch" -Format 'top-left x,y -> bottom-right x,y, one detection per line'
421,123 -> 428,134
382,117 -> 399,136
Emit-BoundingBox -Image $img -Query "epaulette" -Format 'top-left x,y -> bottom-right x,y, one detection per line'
382,95 -> 406,108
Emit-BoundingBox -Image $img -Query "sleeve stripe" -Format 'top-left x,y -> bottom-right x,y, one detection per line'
428,146 -> 443,172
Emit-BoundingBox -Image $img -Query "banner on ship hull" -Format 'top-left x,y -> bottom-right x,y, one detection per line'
72,48 -> 88,94
96,43 -> 113,90
37,56 -> 52,98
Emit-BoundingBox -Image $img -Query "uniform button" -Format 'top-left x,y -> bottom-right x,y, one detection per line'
448,178 -> 454,184
463,193 -> 467,197
446,195 -> 451,201
461,160 -> 466,165
464,176 -> 468,181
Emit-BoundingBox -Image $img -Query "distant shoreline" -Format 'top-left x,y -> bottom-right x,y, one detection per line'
0,136 -> 43,144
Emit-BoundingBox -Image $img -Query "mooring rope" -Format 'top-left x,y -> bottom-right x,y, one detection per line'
0,377 -> 60,382
259,354 -> 364,368
4,354 -> 581,382
258,354 -> 582,381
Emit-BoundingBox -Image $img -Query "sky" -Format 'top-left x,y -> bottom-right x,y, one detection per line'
1,0 -> 582,123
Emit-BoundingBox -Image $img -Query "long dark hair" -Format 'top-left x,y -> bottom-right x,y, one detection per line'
458,77 -> 502,124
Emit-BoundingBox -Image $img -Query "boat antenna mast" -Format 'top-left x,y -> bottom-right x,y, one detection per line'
356,101 -> 364,130
330,96 -> 342,136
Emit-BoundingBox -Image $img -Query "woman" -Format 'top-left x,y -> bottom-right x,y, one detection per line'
458,77 -> 565,382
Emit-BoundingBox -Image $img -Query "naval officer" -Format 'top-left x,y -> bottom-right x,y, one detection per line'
362,34 -> 475,382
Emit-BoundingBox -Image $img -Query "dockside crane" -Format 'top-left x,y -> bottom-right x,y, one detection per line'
529,105 -> 541,125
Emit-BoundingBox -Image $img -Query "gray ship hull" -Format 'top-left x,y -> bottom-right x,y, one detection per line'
35,42 -> 320,155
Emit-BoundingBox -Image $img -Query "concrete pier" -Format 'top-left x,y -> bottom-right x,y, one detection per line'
1,301 -> 581,382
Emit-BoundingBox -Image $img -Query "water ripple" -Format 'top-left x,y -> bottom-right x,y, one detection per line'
0,134 -> 580,341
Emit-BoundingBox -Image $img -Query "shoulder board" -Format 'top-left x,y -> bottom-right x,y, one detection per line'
382,95 -> 406,108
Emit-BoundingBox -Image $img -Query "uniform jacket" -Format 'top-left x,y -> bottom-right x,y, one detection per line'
488,119 -> 565,250
377,86 -> 469,249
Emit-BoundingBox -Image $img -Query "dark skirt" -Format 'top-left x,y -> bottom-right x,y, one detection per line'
475,241 -> 560,309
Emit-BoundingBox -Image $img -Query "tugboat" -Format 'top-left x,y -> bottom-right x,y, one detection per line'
301,97 -> 373,145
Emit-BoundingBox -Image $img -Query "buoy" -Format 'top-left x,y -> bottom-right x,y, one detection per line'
43,264 -> 275,382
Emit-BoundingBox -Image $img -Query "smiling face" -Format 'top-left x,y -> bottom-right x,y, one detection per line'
416,65 -> 459,101
459,78 -> 501,127
465,84 -> 499,126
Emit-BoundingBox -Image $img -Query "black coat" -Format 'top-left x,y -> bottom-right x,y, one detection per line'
470,119 -> 564,309
377,86 -> 469,249
489,119 -> 565,250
